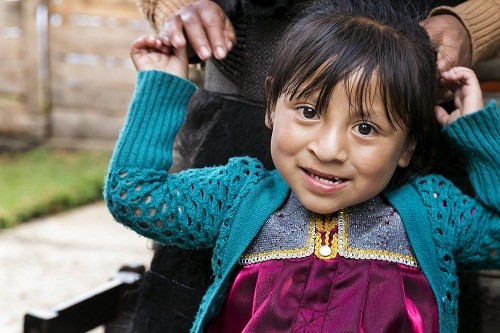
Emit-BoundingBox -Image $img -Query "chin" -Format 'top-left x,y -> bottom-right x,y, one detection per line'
312,207 -> 341,215
302,200 -> 343,215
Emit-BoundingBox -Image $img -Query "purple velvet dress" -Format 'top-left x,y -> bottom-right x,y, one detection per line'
208,193 -> 438,332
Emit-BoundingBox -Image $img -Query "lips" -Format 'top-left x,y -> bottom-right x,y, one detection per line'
301,168 -> 348,193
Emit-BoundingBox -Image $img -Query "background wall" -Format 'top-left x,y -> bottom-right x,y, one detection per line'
0,0 -> 151,150
0,0 -> 498,150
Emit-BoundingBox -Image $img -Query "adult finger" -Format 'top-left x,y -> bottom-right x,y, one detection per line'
198,6 -> 235,59
436,50 -> 456,74
178,2 -> 219,60
223,13 -> 236,50
160,15 -> 186,48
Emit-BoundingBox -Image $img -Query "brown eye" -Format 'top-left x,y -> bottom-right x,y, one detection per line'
298,106 -> 318,119
357,123 -> 374,135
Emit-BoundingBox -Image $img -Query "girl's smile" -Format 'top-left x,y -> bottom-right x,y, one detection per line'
266,78 -> 415,214
300,167 -> 349,193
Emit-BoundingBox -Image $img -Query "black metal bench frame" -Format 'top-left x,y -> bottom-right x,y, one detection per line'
23,264 -> 145,333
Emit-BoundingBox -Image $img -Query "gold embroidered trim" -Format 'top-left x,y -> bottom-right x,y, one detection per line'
337,209 -> 418,267
313,213 -> 338,260
239,206 -> 418,267
238,217 -> 316,265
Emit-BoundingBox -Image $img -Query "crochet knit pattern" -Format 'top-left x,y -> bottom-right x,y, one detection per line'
105,71 -> 500,333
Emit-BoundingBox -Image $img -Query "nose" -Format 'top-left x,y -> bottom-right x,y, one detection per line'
307,126 -> 348,162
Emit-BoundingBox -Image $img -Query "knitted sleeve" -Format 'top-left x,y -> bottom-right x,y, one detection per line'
443,100 -> 500,211
419,100 -> 500,270
136,0 -> 196,33
429,0 -> 500,64
104,70 -> 267,248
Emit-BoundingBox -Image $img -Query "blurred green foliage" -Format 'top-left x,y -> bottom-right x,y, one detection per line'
0,148 -> 111,228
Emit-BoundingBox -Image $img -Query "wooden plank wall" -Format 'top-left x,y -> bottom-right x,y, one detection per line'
1,0 -> 497,148
0,0 -> 46,142
47,0 -> 151,141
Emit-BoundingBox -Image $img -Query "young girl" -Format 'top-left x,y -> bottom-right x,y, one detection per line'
105,1 -> 499,332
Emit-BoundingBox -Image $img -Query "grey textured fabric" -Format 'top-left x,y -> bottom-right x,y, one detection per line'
204,16 -> 287,105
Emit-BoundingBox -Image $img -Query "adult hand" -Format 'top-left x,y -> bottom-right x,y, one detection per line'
160,0 -> 236,61
421,14 -> 472,103
435,67 -> 484,127
131,36 -> 189,79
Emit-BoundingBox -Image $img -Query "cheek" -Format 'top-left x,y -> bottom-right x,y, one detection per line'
359,156 -> 388,174
354,147 -> 401,177
271,134 -> 294,161
271,121 -> 299,155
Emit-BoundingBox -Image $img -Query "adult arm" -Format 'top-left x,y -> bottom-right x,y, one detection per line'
427,0 -> 500,67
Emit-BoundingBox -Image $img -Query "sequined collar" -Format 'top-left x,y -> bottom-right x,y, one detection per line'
239,192 -> 418,267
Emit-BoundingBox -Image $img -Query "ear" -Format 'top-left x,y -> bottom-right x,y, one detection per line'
265,109 -> 274,129
264,76 -> 274,129
264,76 -> 274,130
398,141 -> 415,168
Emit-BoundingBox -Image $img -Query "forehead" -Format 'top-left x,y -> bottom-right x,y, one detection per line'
289,69 -> 384,106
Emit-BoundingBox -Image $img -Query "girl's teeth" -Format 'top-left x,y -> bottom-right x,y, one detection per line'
309,172 -> 342,184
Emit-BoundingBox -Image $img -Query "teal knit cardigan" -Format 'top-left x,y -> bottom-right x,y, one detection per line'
104,71 -> 500,333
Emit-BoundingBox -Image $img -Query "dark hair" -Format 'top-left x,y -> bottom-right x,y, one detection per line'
265,0 -> 438,187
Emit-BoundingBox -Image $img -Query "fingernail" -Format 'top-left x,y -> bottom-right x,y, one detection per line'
226,40 -> 233,50
172,34 -> 183,46
199,46 -> 211,59
215,46 -> 226,59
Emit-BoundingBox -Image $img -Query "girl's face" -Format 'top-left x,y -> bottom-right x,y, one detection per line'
266,78 -> 415,214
